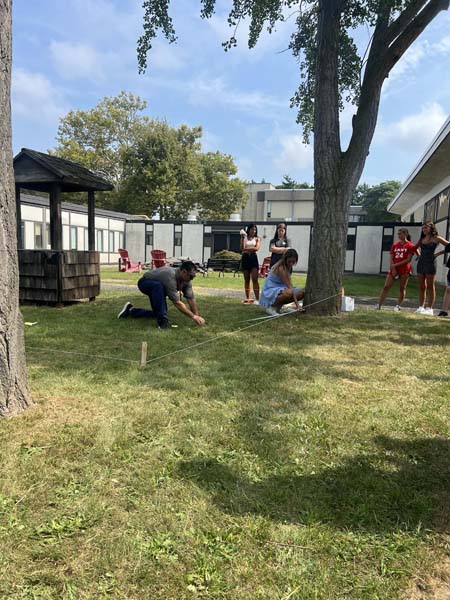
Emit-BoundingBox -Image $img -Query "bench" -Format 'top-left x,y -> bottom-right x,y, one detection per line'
204,258 -> 241,277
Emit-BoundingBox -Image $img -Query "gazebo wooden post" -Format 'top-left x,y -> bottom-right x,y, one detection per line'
88,190 -> 96,301
49,182 -> 63,306
15,184 -> 22,249
49,182 -> 62,250
87,190 -> 95,251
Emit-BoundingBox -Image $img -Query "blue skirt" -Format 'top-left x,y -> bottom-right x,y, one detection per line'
259,271 -> 301,307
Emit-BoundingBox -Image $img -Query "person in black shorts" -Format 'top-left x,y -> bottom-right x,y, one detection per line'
414,221 -> 449,315
240,223 -> 261,303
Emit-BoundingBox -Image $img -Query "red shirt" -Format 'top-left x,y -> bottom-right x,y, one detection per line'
389,240 -> 415,274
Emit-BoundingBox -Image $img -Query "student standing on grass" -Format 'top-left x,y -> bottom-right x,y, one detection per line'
414,221 -> 450,315
375,228 -> 416,311
269,222 -> 291,268
259,249 -> 304,316
240,223 -> 261,303
117,261 -> 205,329
434,243 -> 450,317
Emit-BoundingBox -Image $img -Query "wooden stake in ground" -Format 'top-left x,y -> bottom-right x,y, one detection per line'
140,342 -> 147,369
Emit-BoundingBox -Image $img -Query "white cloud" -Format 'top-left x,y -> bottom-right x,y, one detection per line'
12,68 -> 68,124
376,102 -> 447,154
50,41 -> 105,81
185,75 -> 286,114
274,134 -> 313,173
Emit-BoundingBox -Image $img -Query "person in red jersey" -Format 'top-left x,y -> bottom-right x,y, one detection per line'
376,228 -> 416,311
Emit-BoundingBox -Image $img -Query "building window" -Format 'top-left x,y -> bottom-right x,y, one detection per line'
437,188 -> 449,221
424,198 -> 437,222
84,228 -> 89,250
174,225 -> 182,247
70,226 -> 78,250
204,232 -> 212,248
96,229 -> 104,252
46,224 -> 51,248
34,223 -> 43,249
109,231 -> 115,252
20,221 -> 25,248
145,231 -> 153,246
346,229 -> 356,251
382,227 -> 394,251
119,232 -> 124,249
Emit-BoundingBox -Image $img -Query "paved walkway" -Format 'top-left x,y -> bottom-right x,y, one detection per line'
102,280 -> 425,312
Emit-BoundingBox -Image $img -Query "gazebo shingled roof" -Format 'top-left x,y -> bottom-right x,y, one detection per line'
14,147 -> 113,193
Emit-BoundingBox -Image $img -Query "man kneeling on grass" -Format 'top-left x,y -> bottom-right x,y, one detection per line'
118,260 -> 205,329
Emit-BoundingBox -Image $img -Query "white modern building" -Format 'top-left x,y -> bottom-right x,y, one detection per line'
242,182 -> 366,223
17,191 -> 419,276
388,115 -> 450,284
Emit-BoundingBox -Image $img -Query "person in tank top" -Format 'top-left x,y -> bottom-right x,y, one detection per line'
414,221 -> 449,315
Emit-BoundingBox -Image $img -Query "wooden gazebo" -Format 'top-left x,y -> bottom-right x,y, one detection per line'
14,148 -> 113,304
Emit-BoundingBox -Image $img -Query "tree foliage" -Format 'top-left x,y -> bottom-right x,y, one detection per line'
54,92 -> 246,219
276,174 -> 313,189
356,180 -> 402,221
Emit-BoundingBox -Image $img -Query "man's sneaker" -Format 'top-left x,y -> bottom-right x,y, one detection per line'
118,302 -> 132,319
438,311 -> 448,317
415,306 -> 426,314
423,307 -> 434,316
157,319 -> 171,330
394,305 -> 401,312
253,300 -> 259,306
266,306 -> 279,317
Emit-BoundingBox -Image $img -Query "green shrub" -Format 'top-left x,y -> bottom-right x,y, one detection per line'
213,249 -> 241,260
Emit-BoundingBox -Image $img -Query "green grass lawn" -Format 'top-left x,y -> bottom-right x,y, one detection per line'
1,293 -> 449,599
101,266 -> 435,302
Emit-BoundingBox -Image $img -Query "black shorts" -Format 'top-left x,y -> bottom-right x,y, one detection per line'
241,253 -> 259,271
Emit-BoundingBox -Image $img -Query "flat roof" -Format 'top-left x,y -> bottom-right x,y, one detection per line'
388,116 -> 450,215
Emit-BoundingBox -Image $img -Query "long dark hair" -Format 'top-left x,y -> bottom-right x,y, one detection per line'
245,223 -> 258,237
398,228 -> 411,242
273,222 -> 287,242
420,221 -> 438,240
273,248 -> 298,273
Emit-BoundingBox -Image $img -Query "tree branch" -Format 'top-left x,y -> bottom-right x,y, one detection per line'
384,0 -> 428,46
384,0 -> 450,73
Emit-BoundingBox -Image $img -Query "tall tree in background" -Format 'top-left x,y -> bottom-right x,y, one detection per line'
118,121 -> 203,219
137,0 -> 449,314
276,174 -> 313,189
0,0 -> 32,416
354,180 -> 401,221
195,152 -> 247,220
54,92 -> 149,207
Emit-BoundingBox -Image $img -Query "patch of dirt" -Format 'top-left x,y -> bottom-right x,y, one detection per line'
404,556 -> 450,599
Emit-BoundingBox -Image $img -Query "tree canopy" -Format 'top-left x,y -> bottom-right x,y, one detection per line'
356,180 -> 402,222
276,174 -> 313,189
54,92 -> 246,219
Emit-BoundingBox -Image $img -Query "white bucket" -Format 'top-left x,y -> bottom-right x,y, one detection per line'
341,296 -> 355,312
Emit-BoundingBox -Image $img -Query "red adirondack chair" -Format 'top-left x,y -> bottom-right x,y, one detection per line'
151,249 -> 167,269
258,256 -> 271,278
118,248 -> 142,273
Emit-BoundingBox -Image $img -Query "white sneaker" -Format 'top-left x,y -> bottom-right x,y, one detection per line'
118,301 -> 133,319
253,300 -> 259,305
394,305 -> 401,312
415,307 -> 426,314
266,307 -> 279,317
423,307 -> 434,315
280,306 -> 296,314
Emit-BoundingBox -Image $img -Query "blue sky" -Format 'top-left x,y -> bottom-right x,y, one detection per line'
12,0 -> 450,187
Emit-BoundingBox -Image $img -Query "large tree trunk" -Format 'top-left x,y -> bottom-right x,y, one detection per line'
0,0 -> 32,416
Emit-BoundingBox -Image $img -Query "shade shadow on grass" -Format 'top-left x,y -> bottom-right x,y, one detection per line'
176,435 -> 450,535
